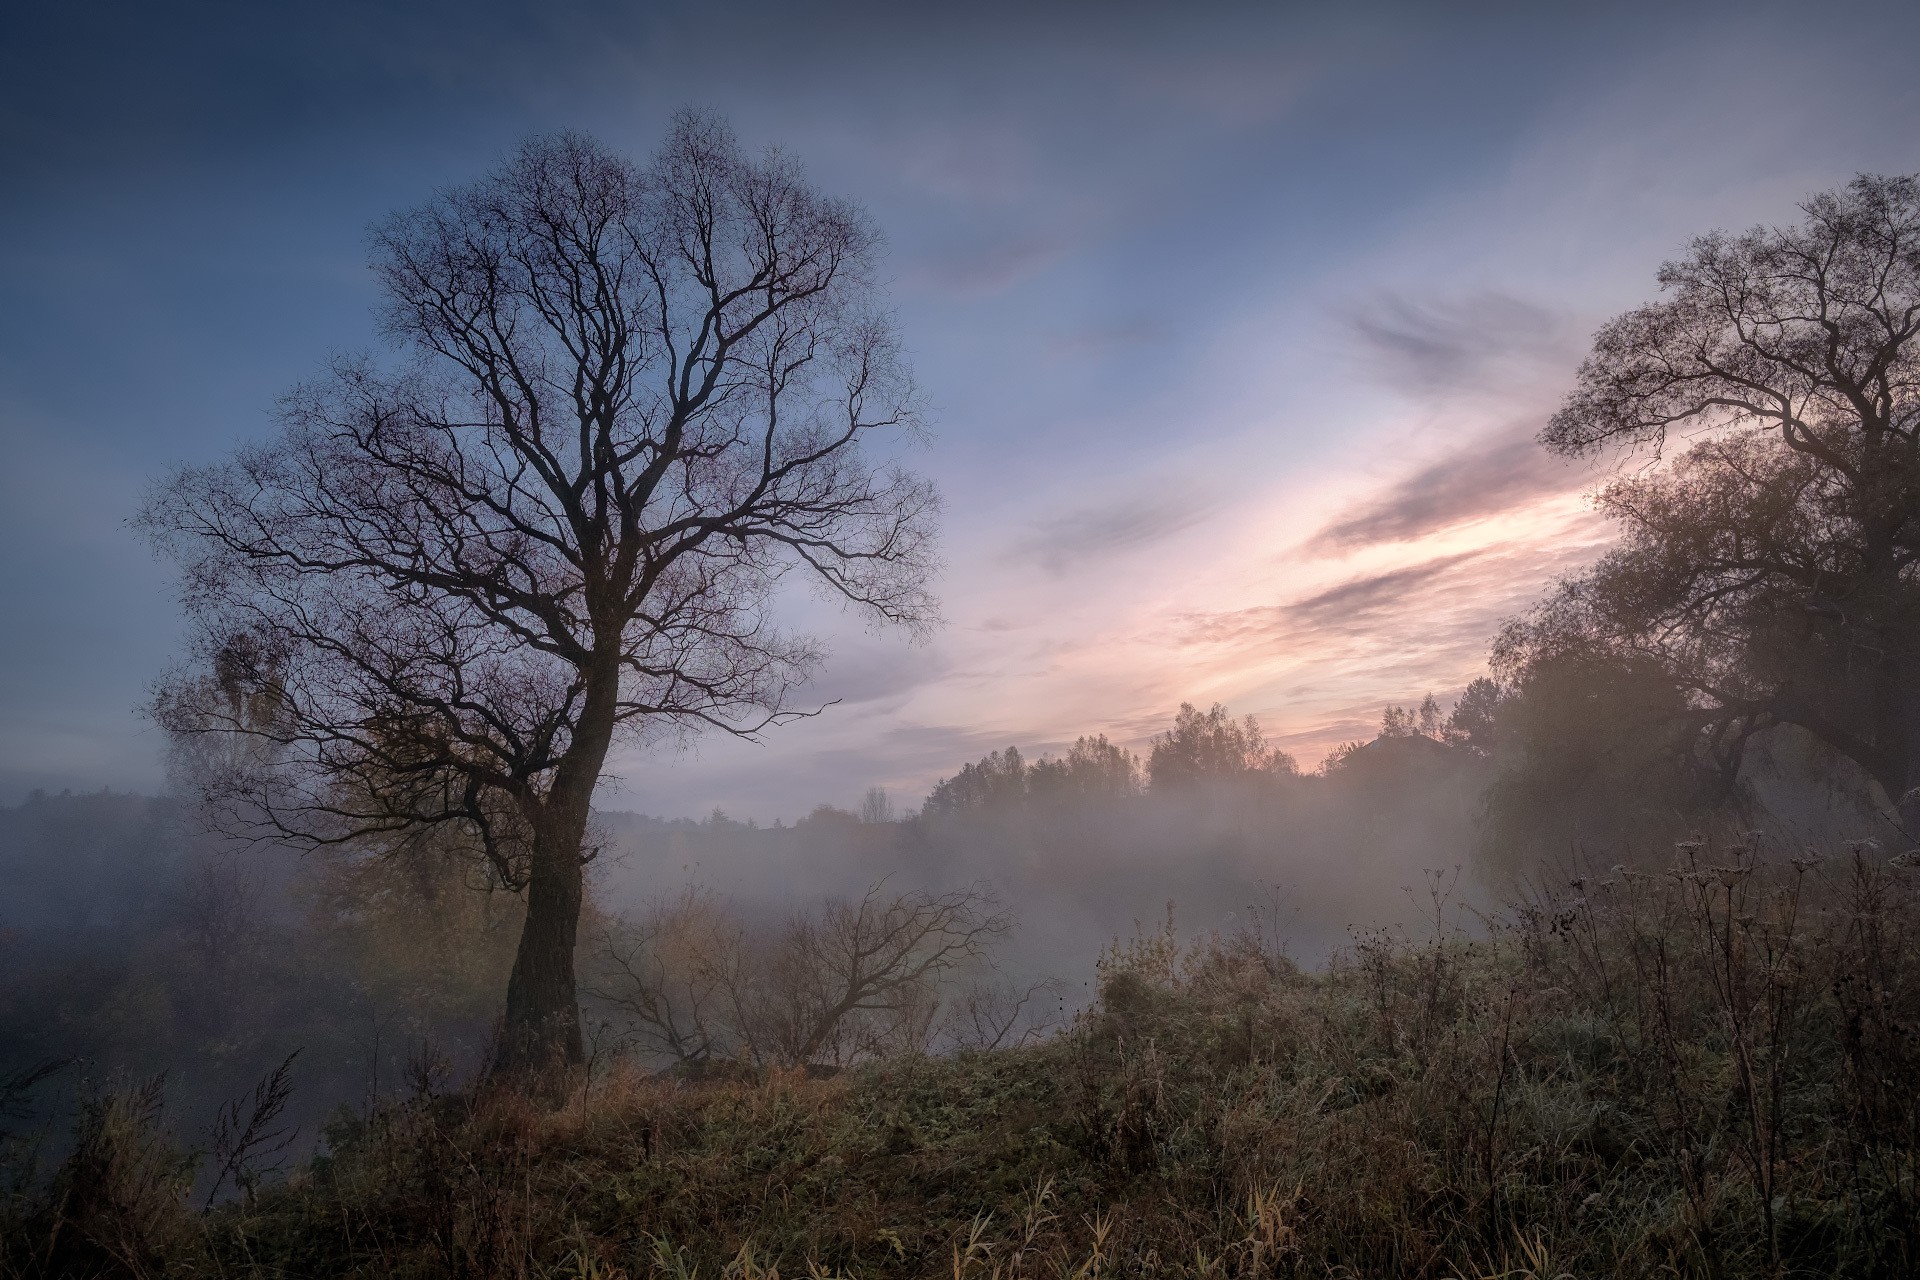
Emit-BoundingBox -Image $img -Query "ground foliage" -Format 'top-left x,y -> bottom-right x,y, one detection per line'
8,838 -> 1920,1279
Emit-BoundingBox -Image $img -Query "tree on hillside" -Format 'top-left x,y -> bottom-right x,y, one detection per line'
1376,694 -> 1443,740
1504,174 -> 1920,829
141,115 -> 938,1079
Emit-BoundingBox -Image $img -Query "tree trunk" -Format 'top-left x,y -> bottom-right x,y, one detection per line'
1884,655 -> 1920,843
1896,719 -> 1920,844
490,656 -> 620,1085
492,807 -> 588,1082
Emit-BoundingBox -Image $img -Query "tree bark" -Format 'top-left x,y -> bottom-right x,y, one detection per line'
494,812 -> 587,1081
1896,690 -> 1920,843
491,659 -> 619,1082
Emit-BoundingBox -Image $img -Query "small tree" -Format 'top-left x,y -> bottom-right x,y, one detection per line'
1509,174 -> 1920,828
859,786 -> 895,824
141,115 -> 938,1079
590,881 -> 1007,1069
765,881 -> 1008,1065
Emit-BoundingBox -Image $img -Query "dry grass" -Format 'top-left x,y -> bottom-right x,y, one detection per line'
7,839 -> 1920,1278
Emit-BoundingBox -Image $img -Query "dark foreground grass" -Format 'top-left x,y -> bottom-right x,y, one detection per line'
9,842 -> 1920,1278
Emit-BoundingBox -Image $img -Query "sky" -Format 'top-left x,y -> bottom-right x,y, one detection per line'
4,0 -> 1919,820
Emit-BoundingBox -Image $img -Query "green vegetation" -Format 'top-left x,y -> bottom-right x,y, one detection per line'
9,840 -> 1920,1278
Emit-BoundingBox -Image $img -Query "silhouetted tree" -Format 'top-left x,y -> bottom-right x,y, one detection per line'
1027,734 -> 1142,802
1508,174 -> 1920,829
1375,695 -> 1445,741
922,747 -> 1028,816
141,116 -> 938,1079
1477,651 -> 1719,869
859,787 -> 895,824
1441,678 -> 1507,756
1147,702 -> 1295,791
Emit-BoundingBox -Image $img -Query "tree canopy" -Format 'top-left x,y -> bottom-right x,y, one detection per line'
1502,174 -> 1920,828
141,116 -> 938,1076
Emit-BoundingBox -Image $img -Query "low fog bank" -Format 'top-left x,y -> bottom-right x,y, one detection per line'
0,697 -> 1893,1180
0,791 -> 517,1186
594,737 -> 1491,989
591,707 -> 1891,999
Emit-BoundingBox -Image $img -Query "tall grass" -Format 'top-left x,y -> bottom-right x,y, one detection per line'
6,839 -> 1919,1277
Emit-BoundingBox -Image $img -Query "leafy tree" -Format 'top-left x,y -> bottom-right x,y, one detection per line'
1147,702 -> 1295,791
1507,174 -> 1920,828
141,116 -> 937,1078
1478,653 -> 1719,870
1440,678 -> 1507,756
1026,735 -> 1141,803
922,747 -> 1028,817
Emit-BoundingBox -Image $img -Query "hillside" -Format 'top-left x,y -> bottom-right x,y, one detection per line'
9,839 -> 1920,1279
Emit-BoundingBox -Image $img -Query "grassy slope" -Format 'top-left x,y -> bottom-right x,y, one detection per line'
12,846 -> 1920,1278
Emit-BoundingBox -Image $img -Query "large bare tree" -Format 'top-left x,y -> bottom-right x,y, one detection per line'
141,114 -> 939,1077
1503,174 -> 1920,827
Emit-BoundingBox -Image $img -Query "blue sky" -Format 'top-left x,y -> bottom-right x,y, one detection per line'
4,0 -> 1919,818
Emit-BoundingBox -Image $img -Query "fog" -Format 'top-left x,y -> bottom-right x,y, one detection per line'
3,686 -> 1892,1193
2,11 -> 1919,1273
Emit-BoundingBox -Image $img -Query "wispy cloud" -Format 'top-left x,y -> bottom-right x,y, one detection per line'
906,234 -> 1069,296
1044,321 -> 1160,362
1307,421 -> 1585,554
1178,551 -> 1489,649
1346,291 -> 1573,400
1009,487 -> 1211,576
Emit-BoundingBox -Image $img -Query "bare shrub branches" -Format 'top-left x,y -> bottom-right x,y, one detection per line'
588,880 -> 1012,1070
202,1052 -> 300,1210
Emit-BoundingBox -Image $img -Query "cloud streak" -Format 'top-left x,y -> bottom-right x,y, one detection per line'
1178,551 -> 1489,649
1009,488 -> 1212,576
1307,422 -> 1585,553
1346,291 -> 1573,400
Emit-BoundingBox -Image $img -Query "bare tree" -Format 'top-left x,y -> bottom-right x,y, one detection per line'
590,880 -> 1009,1070
585,887 -> 741,1066
752,880 -> 1009,1066
859,786 -> 894,824
1509,173 -> 1920,827
935,973 -> 1062,1053
175,848 -> 265,979
140,114 -> 938,1080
